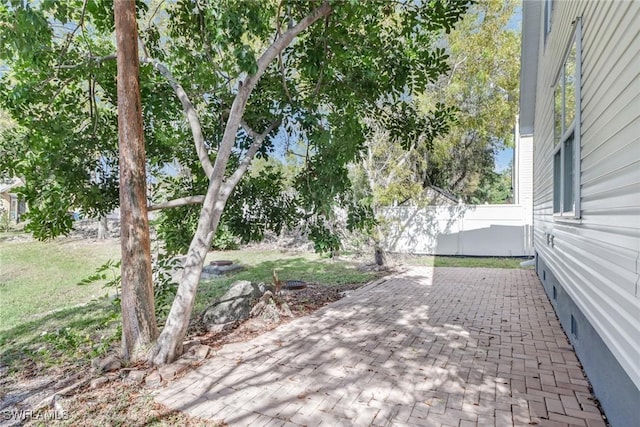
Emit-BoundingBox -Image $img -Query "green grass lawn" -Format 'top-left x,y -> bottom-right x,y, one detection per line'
0,236 -> 122,371
0,240 -> 377,372
0,237 -> 121,331
394,254 -> 531,269
193,249 -> 376,317
0,235 -> 531,374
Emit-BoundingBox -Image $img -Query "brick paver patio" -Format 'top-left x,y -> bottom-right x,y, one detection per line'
155,267 -> 607,426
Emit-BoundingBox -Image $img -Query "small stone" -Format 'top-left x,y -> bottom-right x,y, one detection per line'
93,354 -> 121,373
125,369 -> 146,384
339,290 -> 353,298
280,302 -> 293,317
105,372 -> 120,381
158,360 -> 191,382
90,377 -> 109,389
195,345 -> 210,359
145,371 -> 163,388
182,339 -> 202,353
185,344 -> 210,360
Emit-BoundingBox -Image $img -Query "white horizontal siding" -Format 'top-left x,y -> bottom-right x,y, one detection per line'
582,163 -> 640,198
531,0 -> 640,391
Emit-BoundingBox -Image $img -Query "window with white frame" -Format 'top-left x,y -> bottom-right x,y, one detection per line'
553,19 -> 581,217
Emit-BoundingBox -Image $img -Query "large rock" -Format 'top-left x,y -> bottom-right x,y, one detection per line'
202,280 -> 265,331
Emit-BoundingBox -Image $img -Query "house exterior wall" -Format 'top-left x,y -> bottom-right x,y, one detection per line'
0,193 -> 9,214
0,193 -> 25,223
0,178 -> 26,223
527,1 -> 640,425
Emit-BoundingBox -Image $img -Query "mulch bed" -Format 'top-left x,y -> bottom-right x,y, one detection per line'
191,282 -> 365,349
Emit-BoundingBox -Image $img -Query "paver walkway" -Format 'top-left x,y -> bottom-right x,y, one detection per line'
155,267 -> 607,427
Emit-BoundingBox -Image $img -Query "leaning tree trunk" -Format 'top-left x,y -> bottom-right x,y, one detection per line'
115,0 -> 159,361
148,1 -> 333,365
149,191 -> 228,365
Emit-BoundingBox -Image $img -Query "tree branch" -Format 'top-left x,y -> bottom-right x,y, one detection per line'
246,2 -> 332,90
210,1 -> 331,203
313,14 -> 331,98
287,150 -> 306,158
141,57 -> 214,179
54,0 -> 87,76
148,195 -> 205,211
278,52 -> 294,105
57,54 -> 117,69
447,56 -> 467,86
224,119 -> 281,193
239,119 -> 260,140
144,0 -> 166,34
274,1 -> 294,105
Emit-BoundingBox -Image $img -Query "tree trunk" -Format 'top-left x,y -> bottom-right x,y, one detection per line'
115,0 -> 159,362
374,246 -> 385,266
149,191 -> 227,365
97,215 -> 108,239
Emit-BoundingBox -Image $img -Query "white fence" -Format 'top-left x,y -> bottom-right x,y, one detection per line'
379,204 -> 533,257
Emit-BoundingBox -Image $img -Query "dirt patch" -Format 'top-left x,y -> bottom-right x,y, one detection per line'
62,381 -> 222,427
192,282 -> 366,349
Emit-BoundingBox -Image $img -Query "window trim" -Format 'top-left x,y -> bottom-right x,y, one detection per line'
544,0 -> 553,42
553,18 -> 582,219
574,19 -> 582,217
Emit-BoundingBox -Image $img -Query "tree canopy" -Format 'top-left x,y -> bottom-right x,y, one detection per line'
0,0 -> 470,247
0,0 -> 472,363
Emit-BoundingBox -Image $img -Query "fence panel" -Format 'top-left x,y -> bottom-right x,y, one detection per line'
380,204 -> 533,256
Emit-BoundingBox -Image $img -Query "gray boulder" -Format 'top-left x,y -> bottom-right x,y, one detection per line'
202,280 -> 265,331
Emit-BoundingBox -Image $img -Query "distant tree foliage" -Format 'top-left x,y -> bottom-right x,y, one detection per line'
352,0 -> 520,207
468,165 -> 513,204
